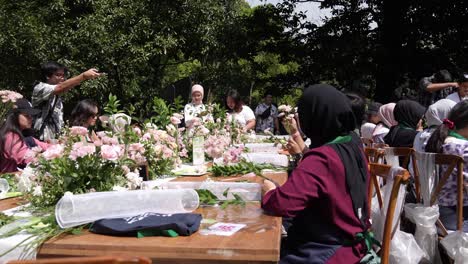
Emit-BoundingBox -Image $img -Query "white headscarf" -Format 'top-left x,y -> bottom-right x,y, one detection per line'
425,99 -> 456,127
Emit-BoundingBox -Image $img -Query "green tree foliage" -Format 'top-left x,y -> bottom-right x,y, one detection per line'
277,0 -> 467,102
0,0 -> 301,119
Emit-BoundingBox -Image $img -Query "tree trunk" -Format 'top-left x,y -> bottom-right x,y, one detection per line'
375,0 -> 408,103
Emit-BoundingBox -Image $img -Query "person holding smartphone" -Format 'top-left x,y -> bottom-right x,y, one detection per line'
32,61 -> 102,141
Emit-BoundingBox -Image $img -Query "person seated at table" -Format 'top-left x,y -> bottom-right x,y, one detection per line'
372,103 -> 397,143
184,84 -> 206,128
262,84 -> 371,263
360,102 -> 382,140
384,99 -> 425,147
1,99 -> 49,173
70,99 -> 99,128
225,89 -> 256,132
425,100 -> 468,231
70,99 -> 100,141
413,99 -> 455,152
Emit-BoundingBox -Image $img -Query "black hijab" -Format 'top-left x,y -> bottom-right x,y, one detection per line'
393,100 -> 426,129
298,84 -> 369,228
298,84 -> 356,148
384,100 -> 426,147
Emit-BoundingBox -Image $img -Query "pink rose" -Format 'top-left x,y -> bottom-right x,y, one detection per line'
162,146 -> 173,159
101,145 -> 123,161
170,116 -> 181,125
96,131 -> 107,138
129,143 -> 145,153
69,126 -> 88,136
42,144 -> 65,160
69,142 -> 96,160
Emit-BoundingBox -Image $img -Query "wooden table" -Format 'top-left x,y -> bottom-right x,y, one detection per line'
35,172 -> 288,263
0,196 -> 24,211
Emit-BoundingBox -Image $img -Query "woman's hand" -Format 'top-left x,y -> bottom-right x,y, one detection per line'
262,179 -> 277,195
281,115 -> 298,135
286,137 -> 302,155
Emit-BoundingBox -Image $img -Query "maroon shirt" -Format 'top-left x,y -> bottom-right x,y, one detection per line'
262,145 -> 369,263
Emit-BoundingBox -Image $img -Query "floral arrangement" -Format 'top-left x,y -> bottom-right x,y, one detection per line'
0,90 -> 23,124
17,125 -> 143,208
277,104 -> 297,133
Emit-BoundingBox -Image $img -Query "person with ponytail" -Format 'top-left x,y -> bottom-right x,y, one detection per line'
262,84 -> 372,263
384,99 -> 426,147
413,99 -> 456,152
425,100 -> 468,231
1,99 -> 49,173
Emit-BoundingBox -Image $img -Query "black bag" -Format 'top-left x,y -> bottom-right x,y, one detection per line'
90,212 -> 202,237
259,106 -> 271,119
34,95 -> 58,139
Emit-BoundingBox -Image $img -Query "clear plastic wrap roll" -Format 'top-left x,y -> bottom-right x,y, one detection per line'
141,181 -> 261,201
0,179 -> 10,197
55,189 -> 199,228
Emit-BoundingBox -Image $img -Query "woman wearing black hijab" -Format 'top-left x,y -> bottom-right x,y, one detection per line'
384,100 -> 426,147
262,84 -> 372,263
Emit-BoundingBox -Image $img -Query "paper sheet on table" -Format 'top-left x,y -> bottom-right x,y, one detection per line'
199,223 -> 246,236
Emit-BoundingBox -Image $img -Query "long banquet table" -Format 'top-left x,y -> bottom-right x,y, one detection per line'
1,171 -> 288,264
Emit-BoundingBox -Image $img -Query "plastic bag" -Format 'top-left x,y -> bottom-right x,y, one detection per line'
441,231 -> 468,263
389,230 -> 426,264
414,151 -> 438,206
404,203 -> 441,263
373,167 -> 406,242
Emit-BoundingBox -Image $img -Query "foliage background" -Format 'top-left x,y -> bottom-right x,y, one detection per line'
0,0 -> 467,119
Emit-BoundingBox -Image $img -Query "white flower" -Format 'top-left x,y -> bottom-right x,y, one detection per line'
32,186 -> 43,196
109,113 -> 131,133
126,171 -> 143,190
166,124 -> 176,134
64,191 -> 73,196
17,174 -> 32,193
145,123 -> 158,129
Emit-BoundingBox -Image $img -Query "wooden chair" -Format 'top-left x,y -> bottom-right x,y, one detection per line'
361,137 -> 374,148
7,256 -> 152,264
368,163 -> 410,264
427,154 -> 465,236
372,143 -> 389,149
364,147 -> 385,164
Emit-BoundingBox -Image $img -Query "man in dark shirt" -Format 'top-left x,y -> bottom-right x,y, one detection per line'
419,69 -> 459,107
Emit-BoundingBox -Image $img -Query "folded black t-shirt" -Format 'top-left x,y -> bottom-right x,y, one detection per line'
90,212 -> 202,237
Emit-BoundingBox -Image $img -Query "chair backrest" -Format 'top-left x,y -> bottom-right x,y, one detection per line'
368,163 -> 410,264
429,153 -> 464,236
384,147 -> 421,203
372,143 -> 389,149
7,256 -> 152,264
364,147 -> 385,164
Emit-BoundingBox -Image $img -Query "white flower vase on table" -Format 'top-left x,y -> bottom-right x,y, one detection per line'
108,113 -> 131,133
192,136 -> 205,165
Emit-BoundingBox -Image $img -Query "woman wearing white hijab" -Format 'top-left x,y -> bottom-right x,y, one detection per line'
413,99 -> 456,152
